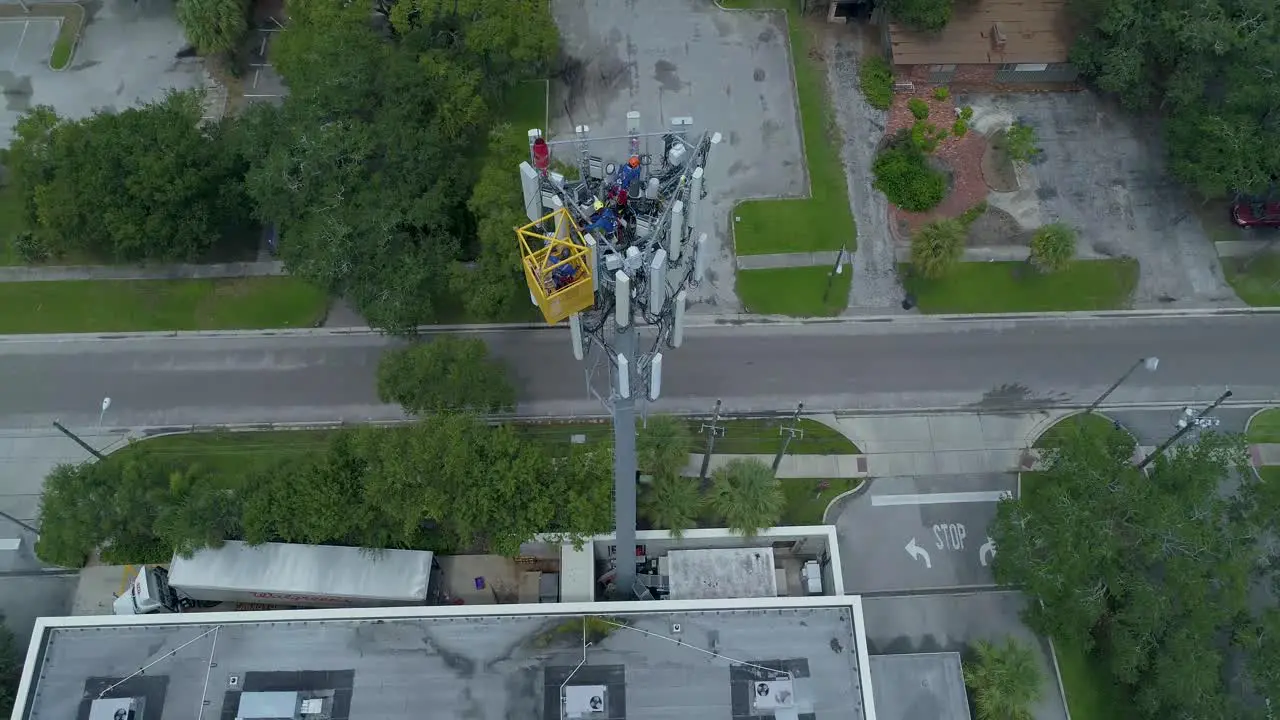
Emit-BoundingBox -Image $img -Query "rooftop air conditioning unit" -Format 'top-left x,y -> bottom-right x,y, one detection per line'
563,685 -> 607,719
88,697 -> 145,720
752,679 -> 796,711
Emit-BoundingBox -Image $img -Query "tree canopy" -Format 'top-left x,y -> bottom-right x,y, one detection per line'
175,0 -> 248,55
1068,0 -> 1280,197
36,416 -> 612,565
376,336 -> 516,415
883,0 -> 953,32
989,423 -> 1267,718
6,94 -> 251,263
236,0 -> 559,332
707,458 -> 783,536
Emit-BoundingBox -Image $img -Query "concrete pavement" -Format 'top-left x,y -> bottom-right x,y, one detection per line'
2,313 -> 1279,429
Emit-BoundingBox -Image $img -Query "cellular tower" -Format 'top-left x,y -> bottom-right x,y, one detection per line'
516,112 -> 720,600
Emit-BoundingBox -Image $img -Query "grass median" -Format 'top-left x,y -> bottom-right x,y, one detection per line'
0,2 -> 84,69
0,277 -> 329,333
719,0 -> 854,258
902,260 -> 1138,314
1223,255 -> 1280,307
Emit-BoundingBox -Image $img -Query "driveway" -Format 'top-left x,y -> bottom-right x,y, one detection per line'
964,92 -> 1239,307
862,591 -> 1070,720
0,0 -> 210,144
550,0 -> 807,312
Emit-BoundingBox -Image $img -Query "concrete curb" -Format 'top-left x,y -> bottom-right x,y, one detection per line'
3,304 -> 1279,343
821,478 -> 869,524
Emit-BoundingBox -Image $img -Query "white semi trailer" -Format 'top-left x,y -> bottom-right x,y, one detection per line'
97,541 -> 442,615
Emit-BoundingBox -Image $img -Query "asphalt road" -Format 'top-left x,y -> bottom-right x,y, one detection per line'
2,314 -> 1279,428
836,473 -> 1016,595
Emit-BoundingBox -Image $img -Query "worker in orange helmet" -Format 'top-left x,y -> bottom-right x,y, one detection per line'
628,156 -> 640,168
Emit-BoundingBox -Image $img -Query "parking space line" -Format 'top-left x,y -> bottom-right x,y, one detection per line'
871,491 -> 1011,507
9,19 -> 30,72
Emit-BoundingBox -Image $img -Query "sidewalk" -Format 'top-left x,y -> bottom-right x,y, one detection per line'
1250,443 -> 1280,467
828,412 -> 1069,476
0,261 -> 285,283
680,453 -> 867,479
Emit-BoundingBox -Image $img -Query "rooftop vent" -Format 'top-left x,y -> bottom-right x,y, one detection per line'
753,679 -> 796,711
563,685 -> 607,719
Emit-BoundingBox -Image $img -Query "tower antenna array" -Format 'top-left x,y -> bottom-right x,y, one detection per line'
515,113 -> 721,600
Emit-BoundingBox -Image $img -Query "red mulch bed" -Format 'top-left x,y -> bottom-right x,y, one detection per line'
885,91 -> 989,241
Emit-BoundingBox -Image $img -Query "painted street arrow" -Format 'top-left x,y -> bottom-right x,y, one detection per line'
979,537 -> 997,567
905,537 -> 932,569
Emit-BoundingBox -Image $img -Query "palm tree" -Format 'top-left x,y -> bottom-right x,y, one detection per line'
639,475 -> 703,539
962,637 -> 1043,720
1029,223 -> 1076,273
910,219 -> 966,279
707,458 -> 783,536
637,414 -> 694,479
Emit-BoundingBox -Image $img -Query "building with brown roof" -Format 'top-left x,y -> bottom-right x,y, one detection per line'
884,0 -> 1079,86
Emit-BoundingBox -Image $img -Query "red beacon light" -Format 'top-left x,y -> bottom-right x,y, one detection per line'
532,137 -> 551,173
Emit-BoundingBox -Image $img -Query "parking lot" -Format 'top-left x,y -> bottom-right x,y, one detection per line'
244,20 -> 286,106
966,92 -> 1238,307
550,0 -> 807,311
0,0 -> 208,144
863,591 -> 1070,720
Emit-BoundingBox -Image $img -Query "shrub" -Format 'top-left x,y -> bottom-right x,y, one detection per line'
13,231 -> 50,263
910,219 -> 966,279
959,106 -> 974,122
872,142 -> 947,212
910,120 -> 948,153
1029,222 -> 1077,272
858,56 -> 894,110
958,201 -> 988,228
908,97 -> 931,120
1004,121 -> 1041,162
933,86 -> 950,100
952,118 -> 969,137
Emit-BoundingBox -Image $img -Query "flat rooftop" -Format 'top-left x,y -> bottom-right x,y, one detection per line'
868,653 -> 971,720
25,606 -> 867,720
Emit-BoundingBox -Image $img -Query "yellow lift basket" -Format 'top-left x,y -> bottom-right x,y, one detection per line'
517,207 -> 596,324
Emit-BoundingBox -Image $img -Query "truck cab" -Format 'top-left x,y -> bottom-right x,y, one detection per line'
113,565 -> 181,615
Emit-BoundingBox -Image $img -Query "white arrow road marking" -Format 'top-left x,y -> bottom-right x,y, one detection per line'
905,537 -> 933,569
980,537 -> 997,567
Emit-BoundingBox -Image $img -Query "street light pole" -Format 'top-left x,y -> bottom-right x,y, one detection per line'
97,397 -> 112,428
1086,356 -> 1159,414
1137,389 -> 1233,470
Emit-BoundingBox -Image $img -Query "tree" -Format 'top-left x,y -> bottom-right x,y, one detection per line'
639,476 -> 703,539
376,336 -> 516,415
707,458 -> 783,536
989,428 -> 1254,719
387,0 -> 560,82
153,465 -> 242,558
637,414 -> 694,479
962,637 -> 1043,720
35,452 -> 182,567
1002,123 -> 1040,163
1028,223 -> 1076,273
910,219 -> 965,279
882,0 -> 952,31
175,0 -> 248,55
12,94 -> 251,263
551,446 -> 615,543
0,613 -> 19,719
1067,0 -> 1280,197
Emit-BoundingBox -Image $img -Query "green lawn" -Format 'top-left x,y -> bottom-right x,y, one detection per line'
780,478 -> 858,525
1052,638 -> 1137,720
737,265 -> 852,316
1223,255 -> 1280,307
1247,408 -> 1280,444
902,260 -> 1138,313
719,0 -> 855,257
119,417 -> 860,476
0,277 -> 329,333
1034,412 -> 1120,449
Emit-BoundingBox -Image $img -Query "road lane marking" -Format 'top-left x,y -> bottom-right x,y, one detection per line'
872,490 -> 1011,506
0,539 -> 21,551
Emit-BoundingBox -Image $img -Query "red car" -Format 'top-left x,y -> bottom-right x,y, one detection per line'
1231,200 -> 1280,228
